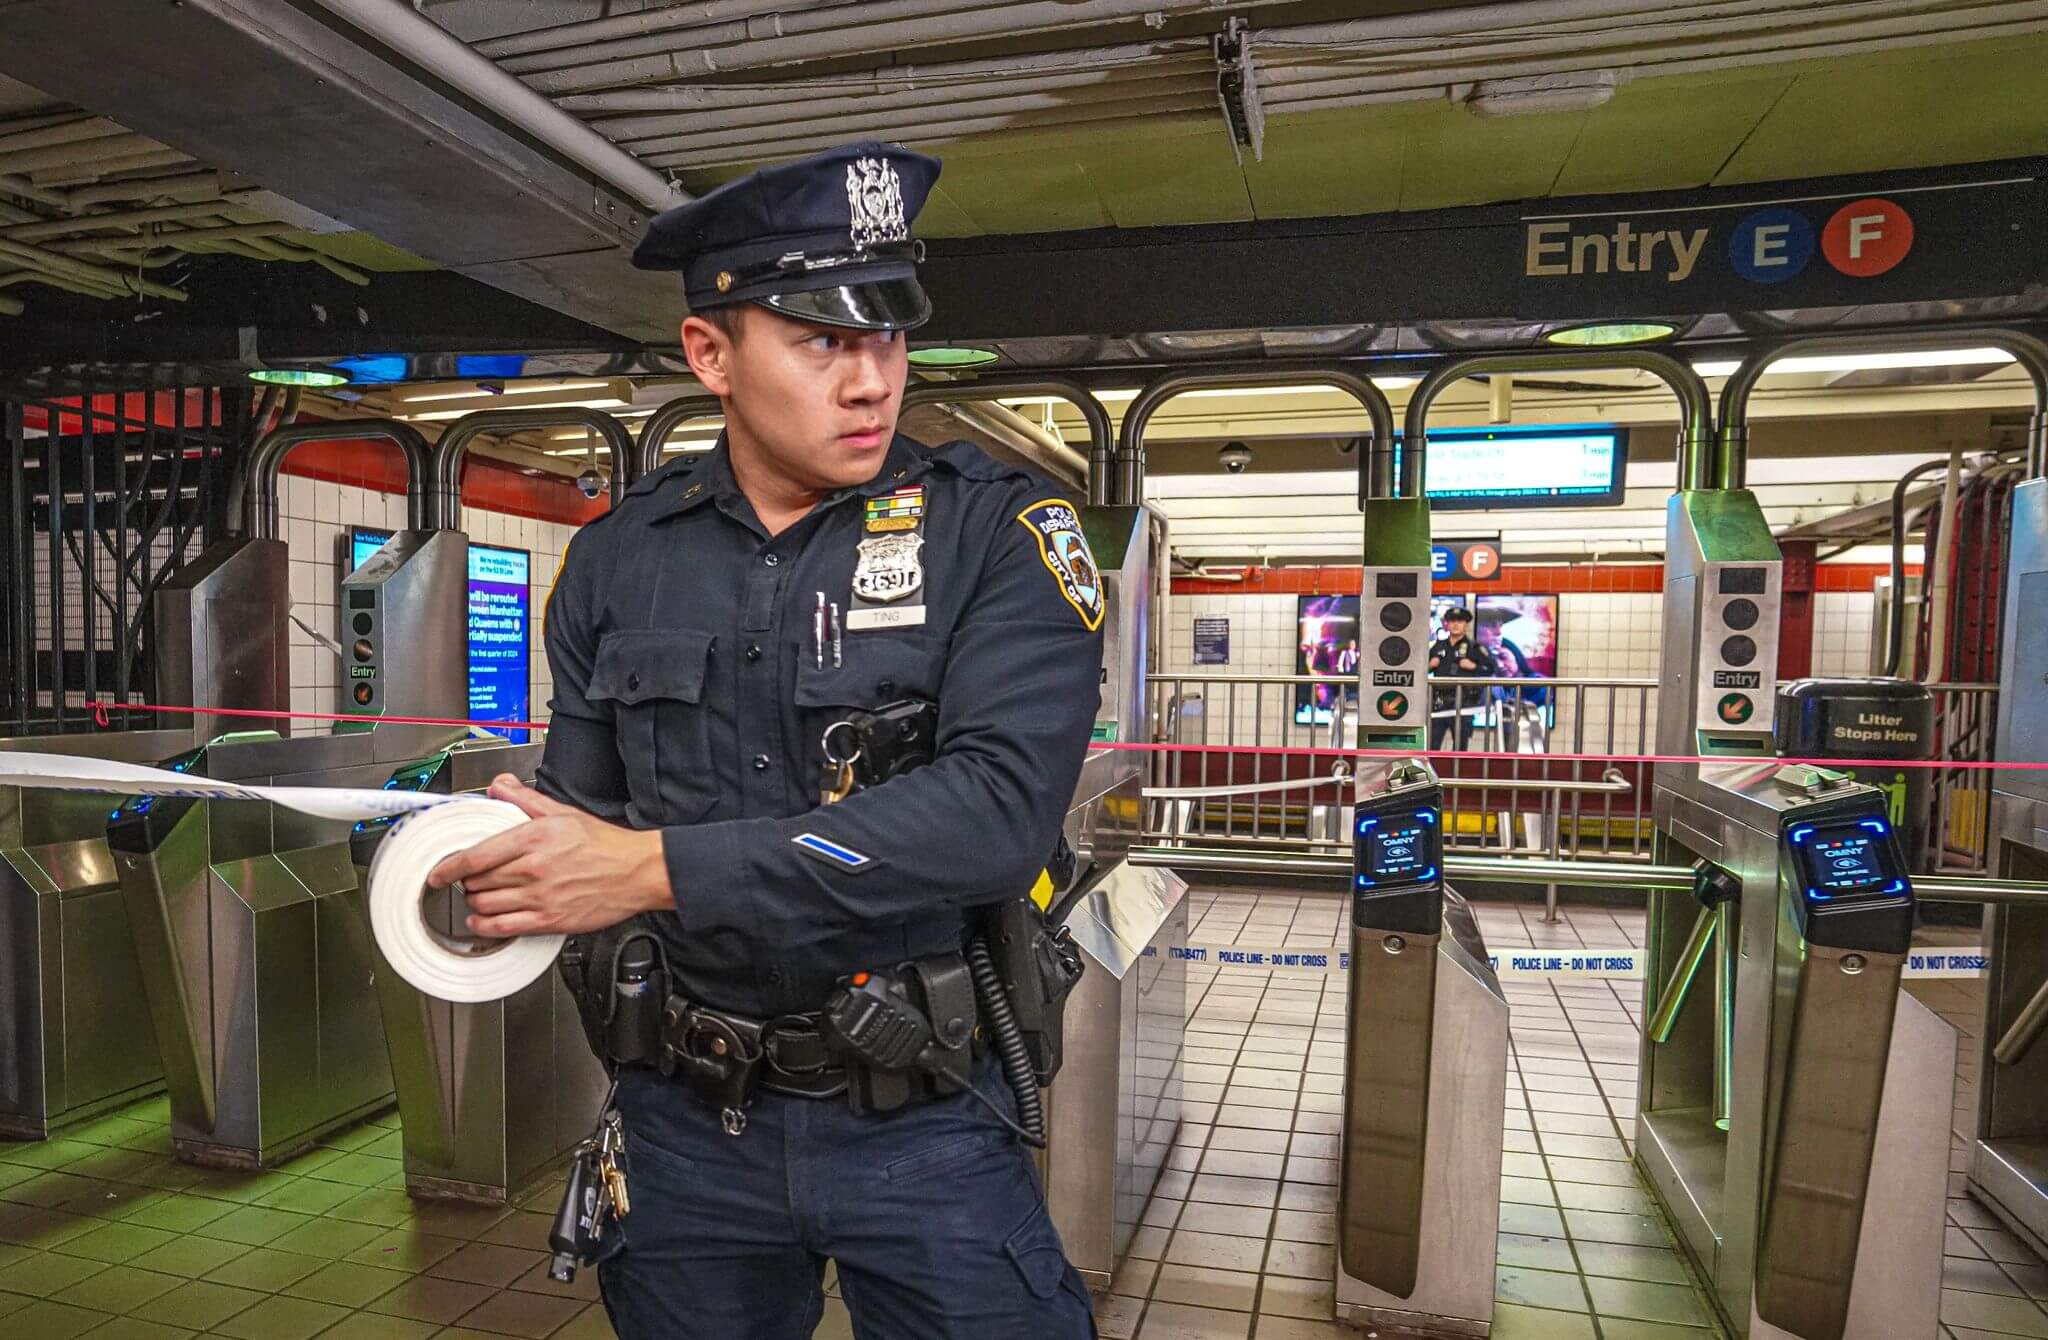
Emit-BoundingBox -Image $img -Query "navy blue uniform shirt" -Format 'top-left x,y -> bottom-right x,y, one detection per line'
534,432 -> 1104,1017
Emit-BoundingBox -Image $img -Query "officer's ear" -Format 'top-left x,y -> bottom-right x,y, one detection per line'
681,310 -> 740,398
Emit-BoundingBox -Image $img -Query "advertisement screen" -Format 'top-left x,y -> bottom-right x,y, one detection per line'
1400,425 -> 1628,511
1295,594 -> 1360,725
347,527 -> 532,743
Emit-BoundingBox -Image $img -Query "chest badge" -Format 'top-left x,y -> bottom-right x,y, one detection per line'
853,532 -> 924,604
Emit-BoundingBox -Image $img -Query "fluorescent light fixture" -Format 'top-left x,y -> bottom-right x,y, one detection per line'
401,380 -> 612,403
250,367 -> 348,387
1692,348 -> 2017,378
399,398 -> 630,422
995,378 -> 1418,408
907,346 -> 1000,369
1545,321 -> 1678,348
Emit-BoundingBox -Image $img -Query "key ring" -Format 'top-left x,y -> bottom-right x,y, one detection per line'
821,720 -> 863,768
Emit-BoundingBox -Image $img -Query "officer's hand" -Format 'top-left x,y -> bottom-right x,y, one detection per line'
1458,658 -> 1477,671
426,775 -> 671,937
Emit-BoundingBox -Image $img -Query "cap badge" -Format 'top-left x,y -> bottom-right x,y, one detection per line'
715,271 -> 734,293
846,157 -> 908,248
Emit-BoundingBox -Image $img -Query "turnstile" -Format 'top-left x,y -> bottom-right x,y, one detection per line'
105,729 -> 458,1166
353,740 -> 609,1203
1335,762 -> 1507,1337
1645,485 -> 1952,1339
1976,475 -> 2048,1256
0,731 -> 190,1138
1042,501 -> 1188,1287
1644,765 -> 1953,1339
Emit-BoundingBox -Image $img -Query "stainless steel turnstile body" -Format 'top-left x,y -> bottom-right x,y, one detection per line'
0,731 -> 191,1138
1042,502 -> 1186,1286
109,727 -> 464,1167
1335,891 -> 1507,1337
357,740 -> 609,1203
1646,765 -> 1954,1340
1977,477 -> 2048,1256
1046,859 -> 1187,1288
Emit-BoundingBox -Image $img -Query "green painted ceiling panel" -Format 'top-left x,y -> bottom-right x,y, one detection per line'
1242,101 -> 1417,219
1395,99 -> 1589,211
920,141 -> 1117,234
1549,69 -> 1793,198
1716,35 -> 2048,185
1067,120 -> 1254,228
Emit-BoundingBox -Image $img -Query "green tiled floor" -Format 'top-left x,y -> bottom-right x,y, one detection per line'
5,890 -> 2045,1339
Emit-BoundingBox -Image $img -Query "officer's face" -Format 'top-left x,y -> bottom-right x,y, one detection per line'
683,305 -> 907,490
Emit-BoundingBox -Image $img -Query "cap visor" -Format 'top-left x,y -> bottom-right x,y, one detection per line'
756,277 -> 931,331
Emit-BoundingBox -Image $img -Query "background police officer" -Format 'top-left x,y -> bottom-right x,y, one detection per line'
428,141 -> 1103,1339
1428,605 -> 1495,753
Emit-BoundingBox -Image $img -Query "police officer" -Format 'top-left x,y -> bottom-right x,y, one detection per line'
428,141 -> 1103,1339
1428,606 -> 1495,752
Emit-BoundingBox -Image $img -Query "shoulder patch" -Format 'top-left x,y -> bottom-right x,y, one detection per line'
1015,497 -> 1105,632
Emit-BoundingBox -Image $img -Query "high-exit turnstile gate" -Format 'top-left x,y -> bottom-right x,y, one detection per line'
1644,353 -> 1957,1339
1336,761 -> 1508,1337
353,740 -> 609,1203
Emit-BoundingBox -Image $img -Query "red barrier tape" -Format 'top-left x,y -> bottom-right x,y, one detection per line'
69,697 -> 2048,775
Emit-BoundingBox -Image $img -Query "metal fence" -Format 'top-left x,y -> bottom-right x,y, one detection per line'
1145,673 -> 2000,874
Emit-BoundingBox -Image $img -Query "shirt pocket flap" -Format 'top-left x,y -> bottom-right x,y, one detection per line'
589,629 -> 714,705
793,632 -> 941,708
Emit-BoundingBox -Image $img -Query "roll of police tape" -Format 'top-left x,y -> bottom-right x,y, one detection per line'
0,752 -> 552,1003
366,798 -> 561,1003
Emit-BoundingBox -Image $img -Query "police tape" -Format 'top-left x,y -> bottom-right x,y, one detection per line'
1144,942 -> 1990,980
0,751 -> 552,1004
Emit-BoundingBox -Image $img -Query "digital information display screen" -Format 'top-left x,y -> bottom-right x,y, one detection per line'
1789,819 -> 1906,902
1354,806 -> 1440,892
348,528 -> 531,744
1396,424 -> 1629,512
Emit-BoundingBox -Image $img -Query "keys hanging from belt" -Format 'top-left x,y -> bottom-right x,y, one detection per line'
548,1104 -> 627,1283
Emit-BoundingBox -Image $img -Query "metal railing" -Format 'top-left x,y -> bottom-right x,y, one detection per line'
1145,673 -> 2001,873
1147,673 -> 1660,861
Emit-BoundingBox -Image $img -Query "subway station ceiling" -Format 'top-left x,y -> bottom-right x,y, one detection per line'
0,0 -> 2045,376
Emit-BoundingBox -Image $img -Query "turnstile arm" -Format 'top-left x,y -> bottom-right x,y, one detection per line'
1993,971 -> 2048,1067
1648,903 -> 1716,1044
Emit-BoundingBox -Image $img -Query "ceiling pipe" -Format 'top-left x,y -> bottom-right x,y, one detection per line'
477,0 -> 815,59
919,400 -> 1090,490
508,0 -> 1303,94
298,0 -> 686,214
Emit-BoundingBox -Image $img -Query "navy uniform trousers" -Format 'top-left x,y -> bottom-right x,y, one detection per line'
598,1063 -> 1099,1339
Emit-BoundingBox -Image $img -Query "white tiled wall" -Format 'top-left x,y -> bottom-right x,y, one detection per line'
1812,591 -> 1876,678
278,473 -> 576,735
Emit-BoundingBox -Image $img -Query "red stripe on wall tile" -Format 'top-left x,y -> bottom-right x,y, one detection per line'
275,431 -> 608,527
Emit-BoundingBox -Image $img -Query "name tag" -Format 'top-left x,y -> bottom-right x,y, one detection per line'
846,605 -> 926,631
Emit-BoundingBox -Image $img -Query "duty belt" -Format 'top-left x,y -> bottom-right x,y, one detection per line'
655,997 -> 849,1131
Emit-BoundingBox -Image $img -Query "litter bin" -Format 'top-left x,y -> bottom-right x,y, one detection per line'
1775,677 -> 1935,868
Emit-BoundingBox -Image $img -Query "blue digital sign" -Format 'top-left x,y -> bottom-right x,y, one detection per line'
347,527 -> 531,744
1391,424 -> 1629,511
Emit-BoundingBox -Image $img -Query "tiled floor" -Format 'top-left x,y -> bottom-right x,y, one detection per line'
1,890 -> 2043,1340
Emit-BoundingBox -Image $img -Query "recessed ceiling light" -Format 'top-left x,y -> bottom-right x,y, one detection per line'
249,367 -> 349,387
908,346 -> 1000,368
1543,322 -> 1679,348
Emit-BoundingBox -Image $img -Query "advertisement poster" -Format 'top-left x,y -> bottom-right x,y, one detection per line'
1193,617 -> 1231,666
1295,595 -> 1360,725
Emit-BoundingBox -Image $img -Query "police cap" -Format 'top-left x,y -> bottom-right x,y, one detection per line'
1444,606 -> 1474,623
633,140 -> 942,332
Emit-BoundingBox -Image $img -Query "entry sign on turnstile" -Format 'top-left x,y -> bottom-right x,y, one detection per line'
1342,771 -> 1446,1297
